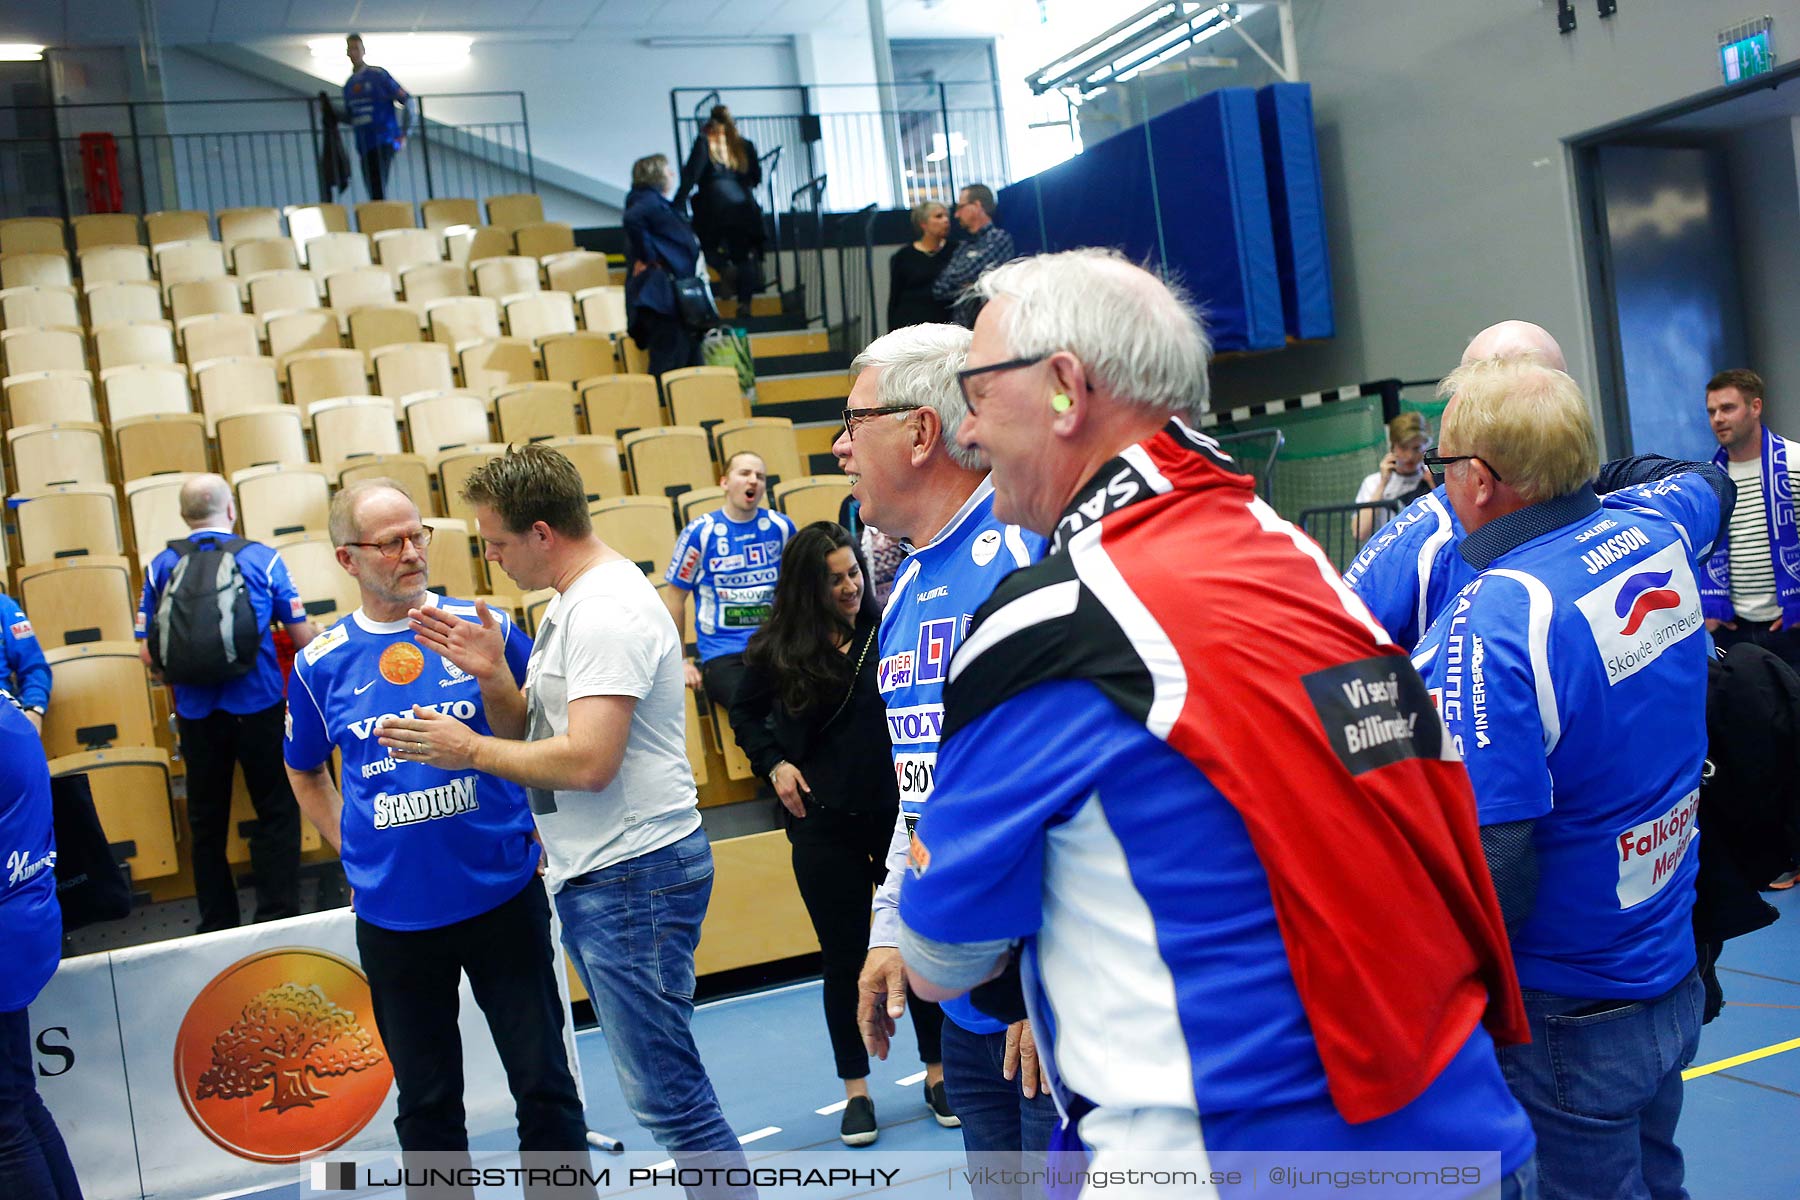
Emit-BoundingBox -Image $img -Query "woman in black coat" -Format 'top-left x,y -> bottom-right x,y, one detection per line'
675,105 -> 765,307
622,152 -> 704,381
729,523 -> 953,1146
886,199 -> 953,331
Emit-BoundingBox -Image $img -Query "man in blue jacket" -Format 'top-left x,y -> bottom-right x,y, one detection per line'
343,33 -> 410,201
0,596 -> 49,735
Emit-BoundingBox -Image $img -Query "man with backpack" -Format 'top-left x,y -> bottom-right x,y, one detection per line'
137,474 -> 317,933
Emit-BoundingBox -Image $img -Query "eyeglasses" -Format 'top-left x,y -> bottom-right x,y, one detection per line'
345,527 -> 433,559
956,354 -> 1048,415
1422,453 -> 1504,483
841,404 -> 920,439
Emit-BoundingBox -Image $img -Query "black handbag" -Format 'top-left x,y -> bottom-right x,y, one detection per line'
52,771 -> 133,930
671,269 -> 722,333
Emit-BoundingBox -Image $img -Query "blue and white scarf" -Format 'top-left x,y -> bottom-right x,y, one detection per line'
1706,425 -> 1800,624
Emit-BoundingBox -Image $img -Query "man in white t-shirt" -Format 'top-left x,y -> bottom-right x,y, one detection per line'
379,444 -> 753,1198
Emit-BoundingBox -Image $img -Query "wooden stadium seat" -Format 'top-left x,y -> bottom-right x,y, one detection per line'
715,417 -> 804,488
216,207 -> 283,253
405,391 -> 492,459
83,280 -> 162,328
178,312 -> 261,365
112,413 -> 207,480
622,426 -> 713,503
588,496 -> 676,574
5,371 -> 97,426
538,435 -> 624,503
2,325 -> 86,374
513,221 -> 575,259
504,290 -> 576,342
372,341 -> 455,404
357,201 -> 417,235
50,748 -> 178,880
459,337 -> 537,395
41,643 -> 157,757
422,516 -> 481,596
78,244 -> 152,286
265,308 -> 342,360
544,251 -> 612,295
93,320 -> 176,372
425,295 -> 502,347
124,474 -> 194,565
246,268 -> 320,317
576,285 -> 628,336
168,276 -> 243,325
337,453 -> 437,516
8,422 -> 109,492
0,253 -> 72,290
0,217 -> 66,256
541,330 -> 617,384
0,285 -> 79,329
16,484 -> 123,567
230,236 -> 299,277
192,355 -> 280,432
400,262 -> 470,308
285,204 -> 350,259
234,463 -> 331,542
325,266 -> 396,316
374,227 -> 440,282
521,587 -> 558,636
71,213 -> 142,251
17,557 -> 135,646
495,381 -> 581,442
619,335 -> 650,375
312,396 -> 403,474
456,226 -> 512,267
772,475 -> 852,528
485,193 -> 545,231
580,373 -> 662,440
153,240 -> 226,291
102,363 -> 192,423
422,197 -> 481,230
307,232 -> 373,278
663,366 -> 749,433
287,348 -> 368,408
472,256 -> 541,299
348,304 -> 422,357
216,406 -> 307,476
677,485 -> 726,526
436,444 -> 508,524
272,531 -> 360,622
143,210 -> 209,248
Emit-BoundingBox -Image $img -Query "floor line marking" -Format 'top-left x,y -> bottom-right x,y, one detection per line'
697,979 -> 821,1009
895,1070 -> 928,1086
1718,966 -> 1800,988
739,1126 -> 782,1144
816,1099 -> 849,1115
1714,1072 -> 1800,1099
1683,1035 -> 1800,1080
1724,1002 -> 1800,1010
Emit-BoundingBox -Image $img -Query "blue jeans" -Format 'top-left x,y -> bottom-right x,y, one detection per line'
0,1008 -> 81,1200
1498,969 -> 1702,1200
940,1018 -> 1059,1200
555,828 -> 753,1199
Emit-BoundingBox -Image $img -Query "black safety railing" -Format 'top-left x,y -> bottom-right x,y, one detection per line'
836,203 -> 879,353
0,92 -> 534,221
758,144 -> 784,300
787,174 -> 829,328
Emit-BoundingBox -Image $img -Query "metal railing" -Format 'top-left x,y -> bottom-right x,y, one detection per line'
758,144 -> 785,299
836,203 -> 879,354
0,92 -> 534,221
787,174 -> 830,328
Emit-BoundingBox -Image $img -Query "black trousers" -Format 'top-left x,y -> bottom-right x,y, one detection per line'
360,143 -> 395,201
1714,618 -> 1800,675
643,311 -> 700,385
177,701 -> 301,933
788,802 -> 944,1079
715,231 -> 763,306
356,877 -> 590,1167
700,653 -> 747,731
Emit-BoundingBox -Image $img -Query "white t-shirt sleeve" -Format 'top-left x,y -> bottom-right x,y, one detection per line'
559,594 -> 664,703
1355,472 -> 1383,504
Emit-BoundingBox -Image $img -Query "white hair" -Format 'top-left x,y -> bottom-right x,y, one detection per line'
850,322 -> 980,469
969,248 -> 1211,416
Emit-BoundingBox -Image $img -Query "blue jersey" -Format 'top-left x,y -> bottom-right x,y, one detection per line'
1414,476 -> 1721,998
1343,486 -> 1472,650
344,66 -> 407,152
871,478 -> 1042,1034
0,694 -> 59,1012
664,507 -> 797,661
137,529 -> 307,719
904,680 -> 1534,1172
284,595 -> 540,932
0,594 -> 50,711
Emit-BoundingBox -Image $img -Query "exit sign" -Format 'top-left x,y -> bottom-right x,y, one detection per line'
1721,16 -> 1776,84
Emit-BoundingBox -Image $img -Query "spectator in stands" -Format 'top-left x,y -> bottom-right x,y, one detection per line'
625,153 -> 706,382
0,594 -> 49,735
1415,356 -> 1730,1199
887,200 -> 954,331
0,698 -> 80,1199
381,445 -> 753,1197
932,185 -> 1015,329
728,522 -> 951,1146
900,249 -> 1537,1194
662,453 -> 796,725
833,323 -> 1050,1193
1703,369 -> 1800,675
1352,411 -> 1433,539
137,474 -> 316,934
675,105 -> 765,310
286,481 -> 591,1181
342,33 -> 411,202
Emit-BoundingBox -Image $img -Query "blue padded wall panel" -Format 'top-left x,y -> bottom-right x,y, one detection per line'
1257,83 -> 1335,340
998,175 -> 1045,258
1033,124 -> 1162,266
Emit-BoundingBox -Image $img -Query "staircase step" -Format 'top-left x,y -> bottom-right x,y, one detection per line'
716,295 -> 786,319
756,371 -> 851,405
750,329 -> 831,357
753,351 -> 852,378
726,311 -> 813,334
752,396 -> 844,427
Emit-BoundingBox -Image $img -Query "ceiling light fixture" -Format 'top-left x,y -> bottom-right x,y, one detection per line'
0,44 -> 47,61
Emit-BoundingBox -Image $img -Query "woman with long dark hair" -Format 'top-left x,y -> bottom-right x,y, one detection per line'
730,523 -> 954,1146
675,105 -> 765,308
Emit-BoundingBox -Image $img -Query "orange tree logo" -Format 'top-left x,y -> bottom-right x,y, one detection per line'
174,948 -> 393,1163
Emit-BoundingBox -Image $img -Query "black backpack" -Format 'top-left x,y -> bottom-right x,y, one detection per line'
148,536 -> 263,686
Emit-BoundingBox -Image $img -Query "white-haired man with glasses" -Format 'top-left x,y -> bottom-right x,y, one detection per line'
284,480 -> 592,1188
832,322 -> 1055,1185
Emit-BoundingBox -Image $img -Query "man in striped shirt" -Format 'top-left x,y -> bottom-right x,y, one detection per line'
1703,368 -> 1800,675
